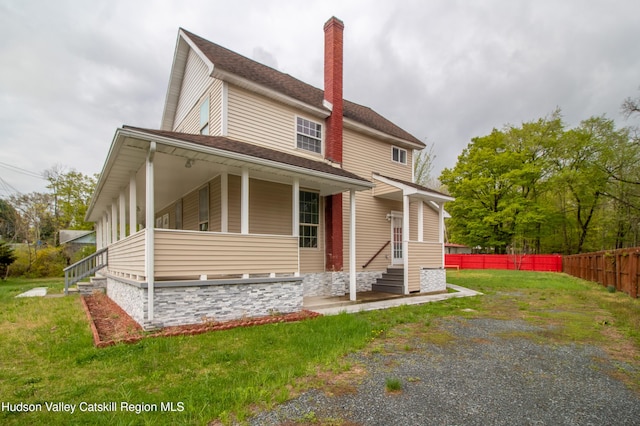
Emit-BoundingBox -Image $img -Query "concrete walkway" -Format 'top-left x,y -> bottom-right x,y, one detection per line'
15,287 -> 48,298
307,284 -> 481,315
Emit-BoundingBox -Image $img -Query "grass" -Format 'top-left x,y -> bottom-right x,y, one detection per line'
1,270 -> 639,425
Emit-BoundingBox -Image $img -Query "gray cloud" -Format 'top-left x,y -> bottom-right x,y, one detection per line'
1,0 -> 638,196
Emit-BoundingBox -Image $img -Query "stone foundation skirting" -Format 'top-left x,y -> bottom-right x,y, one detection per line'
106,275 -> 303,329
420,268 -> 447,293
302,271 -> 383,297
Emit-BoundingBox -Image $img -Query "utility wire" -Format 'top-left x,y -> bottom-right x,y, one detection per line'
0,161 -> 44,179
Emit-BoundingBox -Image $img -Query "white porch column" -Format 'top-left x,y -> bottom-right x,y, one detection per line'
129,172 -> 137,235
418,201 -> 424,243
292,178 -> 300,277
349,189 -> 357,301
103,213 -> 109,246
145,142 -> 156,322
119,190 -> 126,240
221,172 -> 228,232
95,222 -> 102,249
438,202 -> 445,265
241,167 -> 249,235
111,201 -> 118,243
292,178 -> 300,237
403,194 -> 410,295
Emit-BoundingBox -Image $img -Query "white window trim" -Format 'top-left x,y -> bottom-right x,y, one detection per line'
295,116 -> 323,155
392,146 -> 408,165
299,190 -> 320,249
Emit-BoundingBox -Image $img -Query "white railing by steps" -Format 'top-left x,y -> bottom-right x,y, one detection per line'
63,248 -> 108,295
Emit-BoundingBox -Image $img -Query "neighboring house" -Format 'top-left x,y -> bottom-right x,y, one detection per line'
83,17 -> 453,329
445,243 -> 472,254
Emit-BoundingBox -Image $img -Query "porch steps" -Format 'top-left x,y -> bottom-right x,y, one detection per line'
75,276 -> 107,296
371,267 -> 405,294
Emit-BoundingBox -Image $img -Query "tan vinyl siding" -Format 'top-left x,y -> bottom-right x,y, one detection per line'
154,230 -> 298,278
227,85 -> 293,151
174,48 -> 212,131
407,241 -> 442,292
228,174 -> 241,233
343,128 -> 413,182
409,201 -> 440,242
182,190 -> 199,230
209,175 -> 221,232
300,195 -> 324,273
343,191 -> 402,271
227,85 -> 326,161
249,179 -> 292,235
108,230 -> 146,278
423,203 -> 440,241
209,79 -> 223,135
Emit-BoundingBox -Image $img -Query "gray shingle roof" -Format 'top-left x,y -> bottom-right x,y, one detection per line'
181,29 -> 425,148
123,126 -> 371,184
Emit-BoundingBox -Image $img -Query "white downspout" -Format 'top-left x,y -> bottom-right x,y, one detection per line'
145,141 -> 156,323
403,193 -> 410,295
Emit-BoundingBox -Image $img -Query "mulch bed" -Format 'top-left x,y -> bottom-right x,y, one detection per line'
81,292 -> 321,348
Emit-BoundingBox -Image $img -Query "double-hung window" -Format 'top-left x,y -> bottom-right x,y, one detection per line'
299,191 -> 319,248
296,117 -> 322,154
392,146 -> 407,165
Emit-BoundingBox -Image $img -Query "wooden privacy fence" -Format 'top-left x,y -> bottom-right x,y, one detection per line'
563,248 -> 640,298
445,254 -> 563,272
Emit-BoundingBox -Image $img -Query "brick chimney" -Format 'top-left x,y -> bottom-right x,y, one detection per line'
323,16 -> 344,272
323,16 -> 344,164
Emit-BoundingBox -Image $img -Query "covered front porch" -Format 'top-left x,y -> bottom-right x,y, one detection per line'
371,173 -> 455,294
85,126 -> 372,327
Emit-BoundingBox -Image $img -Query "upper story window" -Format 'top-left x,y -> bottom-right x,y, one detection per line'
296,117 -> 322,154
392,146 -> 407,165
199,97 -> 209,135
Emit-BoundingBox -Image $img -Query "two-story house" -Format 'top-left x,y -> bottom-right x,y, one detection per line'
82,17 -> 453,329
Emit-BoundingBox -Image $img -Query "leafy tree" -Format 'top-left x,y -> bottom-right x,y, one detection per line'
44,166 -> 97,245
414,142 -> 438,188
0,199 -> 18,241
0,239 -> 16,279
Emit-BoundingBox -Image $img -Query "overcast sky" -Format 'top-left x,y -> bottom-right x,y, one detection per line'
1,0 -> 639,196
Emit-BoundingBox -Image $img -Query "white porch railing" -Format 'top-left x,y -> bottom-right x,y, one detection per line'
107,229 -> 299,281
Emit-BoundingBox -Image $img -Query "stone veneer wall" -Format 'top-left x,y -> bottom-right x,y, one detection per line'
106,275 -> 303,329
302,271 -> 383,297
420,268 -> 447,293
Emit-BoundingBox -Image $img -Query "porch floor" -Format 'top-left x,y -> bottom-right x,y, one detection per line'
303,284 -> 482,315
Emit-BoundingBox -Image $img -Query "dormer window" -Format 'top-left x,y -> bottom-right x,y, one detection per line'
392,146 -> 407,165
199,97 -> 209,135
296,117 -> 322,154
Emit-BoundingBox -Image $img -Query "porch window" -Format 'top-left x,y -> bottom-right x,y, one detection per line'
200,97 -> 209,135
199,185 -> 209,231
296,117 -> 322,154
299,191 -> 319,248
392,146 -> 407,165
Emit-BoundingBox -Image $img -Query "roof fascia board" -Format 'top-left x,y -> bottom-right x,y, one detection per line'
122,128 -> 373,190
343,117 -> 425,150
212,69 -> 330,119
372,173 -> 454,202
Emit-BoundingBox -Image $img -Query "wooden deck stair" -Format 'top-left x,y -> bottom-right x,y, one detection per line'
371,267 -> 405,294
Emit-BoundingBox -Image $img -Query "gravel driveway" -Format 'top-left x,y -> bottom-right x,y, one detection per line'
249,318 -> 640,425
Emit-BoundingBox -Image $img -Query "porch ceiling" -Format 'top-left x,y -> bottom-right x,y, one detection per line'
87,127 -> 373,222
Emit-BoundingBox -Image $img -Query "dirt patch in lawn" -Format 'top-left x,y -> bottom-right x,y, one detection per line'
81,292 -> 321,348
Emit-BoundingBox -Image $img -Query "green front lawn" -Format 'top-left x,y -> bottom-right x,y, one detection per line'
0,270 -> 638,425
